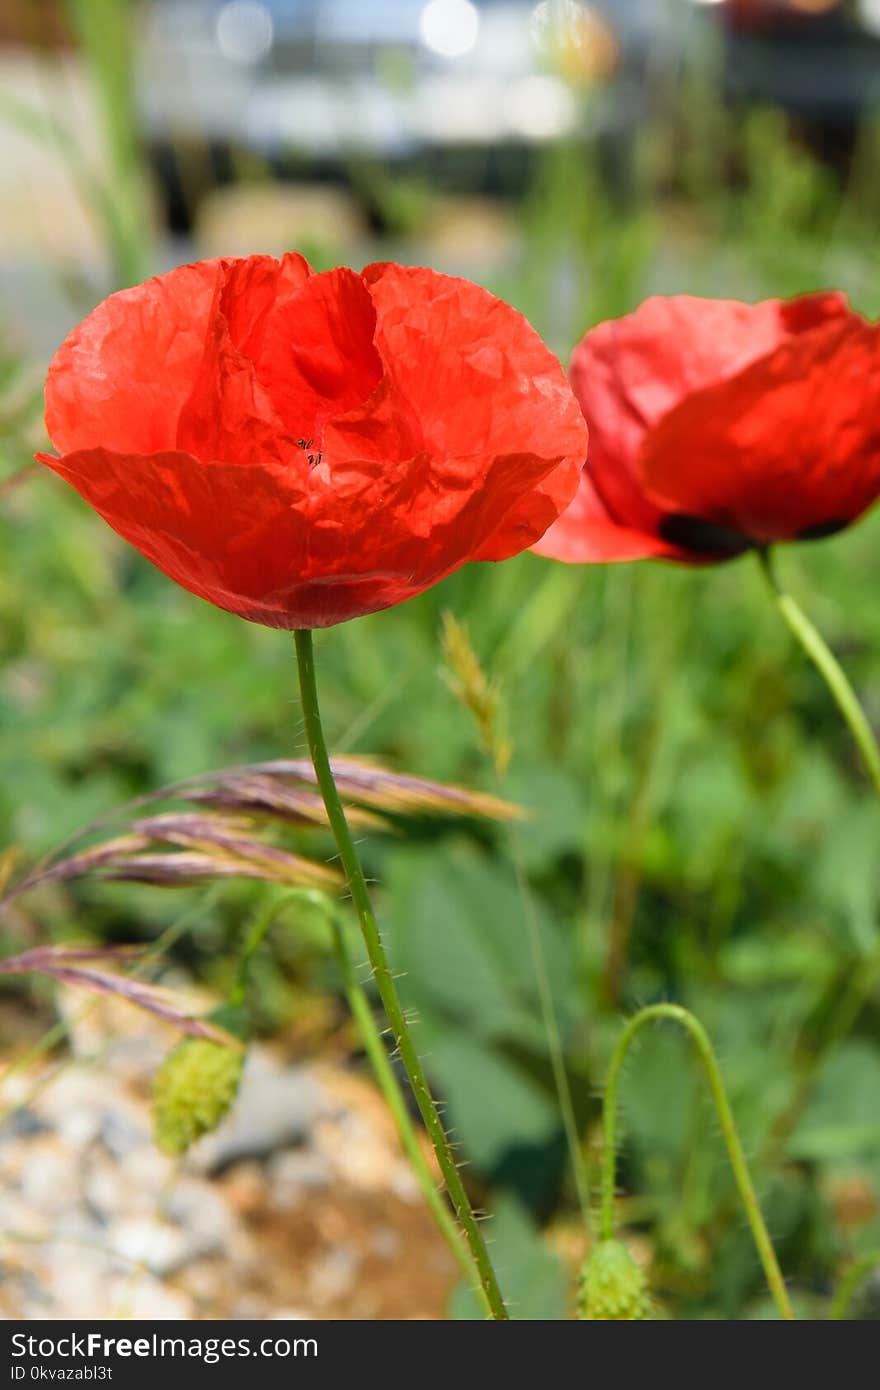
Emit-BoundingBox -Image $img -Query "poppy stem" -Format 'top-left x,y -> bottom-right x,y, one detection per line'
830,1248 -> 880,1319
600,1003 -> 795,1321
293,629 -> 509,1320
326,899 -> 483,1298
758,548 -> 880,795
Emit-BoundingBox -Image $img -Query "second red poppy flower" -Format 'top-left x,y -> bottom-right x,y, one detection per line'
535,292 -> 880,565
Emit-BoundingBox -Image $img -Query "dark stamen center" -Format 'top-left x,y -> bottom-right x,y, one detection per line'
658,512 -> 752,556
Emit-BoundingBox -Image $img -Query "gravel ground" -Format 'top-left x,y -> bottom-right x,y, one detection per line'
0,990 -> 456,1320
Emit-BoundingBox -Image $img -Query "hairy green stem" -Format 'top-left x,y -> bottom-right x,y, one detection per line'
229,891 -> 474,1285
757,548 -> 880,1189
759,549 -> 880,794
600,1003 -> 795,1321
5,891 -> 480,1306
293,629 -> 508,1319
327,907 -> 482,1301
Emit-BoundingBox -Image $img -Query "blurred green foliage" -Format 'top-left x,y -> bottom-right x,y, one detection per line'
4,6 -> 880,1320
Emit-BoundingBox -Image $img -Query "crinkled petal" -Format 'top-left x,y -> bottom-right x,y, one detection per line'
323,262 -> 587,557
284,263 -> 586,575
571,291 -> 855,539
37,444 -> 571,628
640,316 -> 880,543
218,252 -> 311,361
36,447 -> 315,626
474,455 -> 585,562
175,252 -> 312,465
45,261 -> 224,455
253,267 -> 383,441
364,262 -> 585,464
45,254 -> 312,465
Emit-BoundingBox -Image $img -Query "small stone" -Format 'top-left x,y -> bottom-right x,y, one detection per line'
306,1246 -> 359,1306
0,1109 -> 49,1143
83,1161 -> 128,1222
112,1218 -> 191,1277
99,1109 -> 147,1159
371,1228 -> 400,1260
220,1160 -> 267,1216
163,1181 -> 234,1253
267,1147 -> 330,1209
116,1280 -> 191,1320
20,1142 -> 78,1210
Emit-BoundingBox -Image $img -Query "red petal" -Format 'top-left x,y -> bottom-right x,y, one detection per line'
44,254 -> 312,462
252,267 -> 383,441
36,447 -> 305,619
219,251 -> 311,361
38,257 -> 587,627
45,260 -> 223,456
569,292 -> 855,542
37,442 -> 570,628
176,253 -> 314,466
364,262 -> 583,459
640,316 -> 880,543
532,471 -> 687,563
356,262 -> 586,557
476,456 -> 586,562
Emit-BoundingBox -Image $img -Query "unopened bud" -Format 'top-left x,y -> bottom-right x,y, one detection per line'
153,1005 -> 248,1157
578,1239 -> 651,1321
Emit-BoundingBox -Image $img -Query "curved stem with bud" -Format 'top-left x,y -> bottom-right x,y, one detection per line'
600,1003 -> 795,1321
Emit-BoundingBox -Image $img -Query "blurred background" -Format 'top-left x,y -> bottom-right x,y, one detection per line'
3,0 -> 880,1320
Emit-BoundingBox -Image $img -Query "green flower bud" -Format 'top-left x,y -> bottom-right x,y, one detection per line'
153,1005 -> 248,1157
578,1239 -> 651,1321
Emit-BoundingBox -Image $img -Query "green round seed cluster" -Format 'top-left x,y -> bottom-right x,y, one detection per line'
578,1239 -> 651,1321
153,1036 -> 246,1157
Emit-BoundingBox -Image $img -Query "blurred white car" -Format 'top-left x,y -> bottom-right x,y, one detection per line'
138,0 -> 672,226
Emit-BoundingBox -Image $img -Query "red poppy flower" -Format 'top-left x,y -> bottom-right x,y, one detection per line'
533,292 -> 880,565
38,254 -> 586,628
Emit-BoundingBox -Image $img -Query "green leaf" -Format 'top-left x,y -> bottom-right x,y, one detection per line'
385,844 -> 575,1049
789,1043 -> 880,1162
505,765 -> 588,873
430,1033 -> 560,1173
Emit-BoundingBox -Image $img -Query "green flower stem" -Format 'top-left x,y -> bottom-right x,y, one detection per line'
226,891 -> 478,1291
758,548 -> 880,795
600,1003 -> 795,1321
757,549 -> 880,1184
228,894 -> 290,1006
831,1249 -> 880,1320
293,629 -> 508,1320
327,906 -> 483,1302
